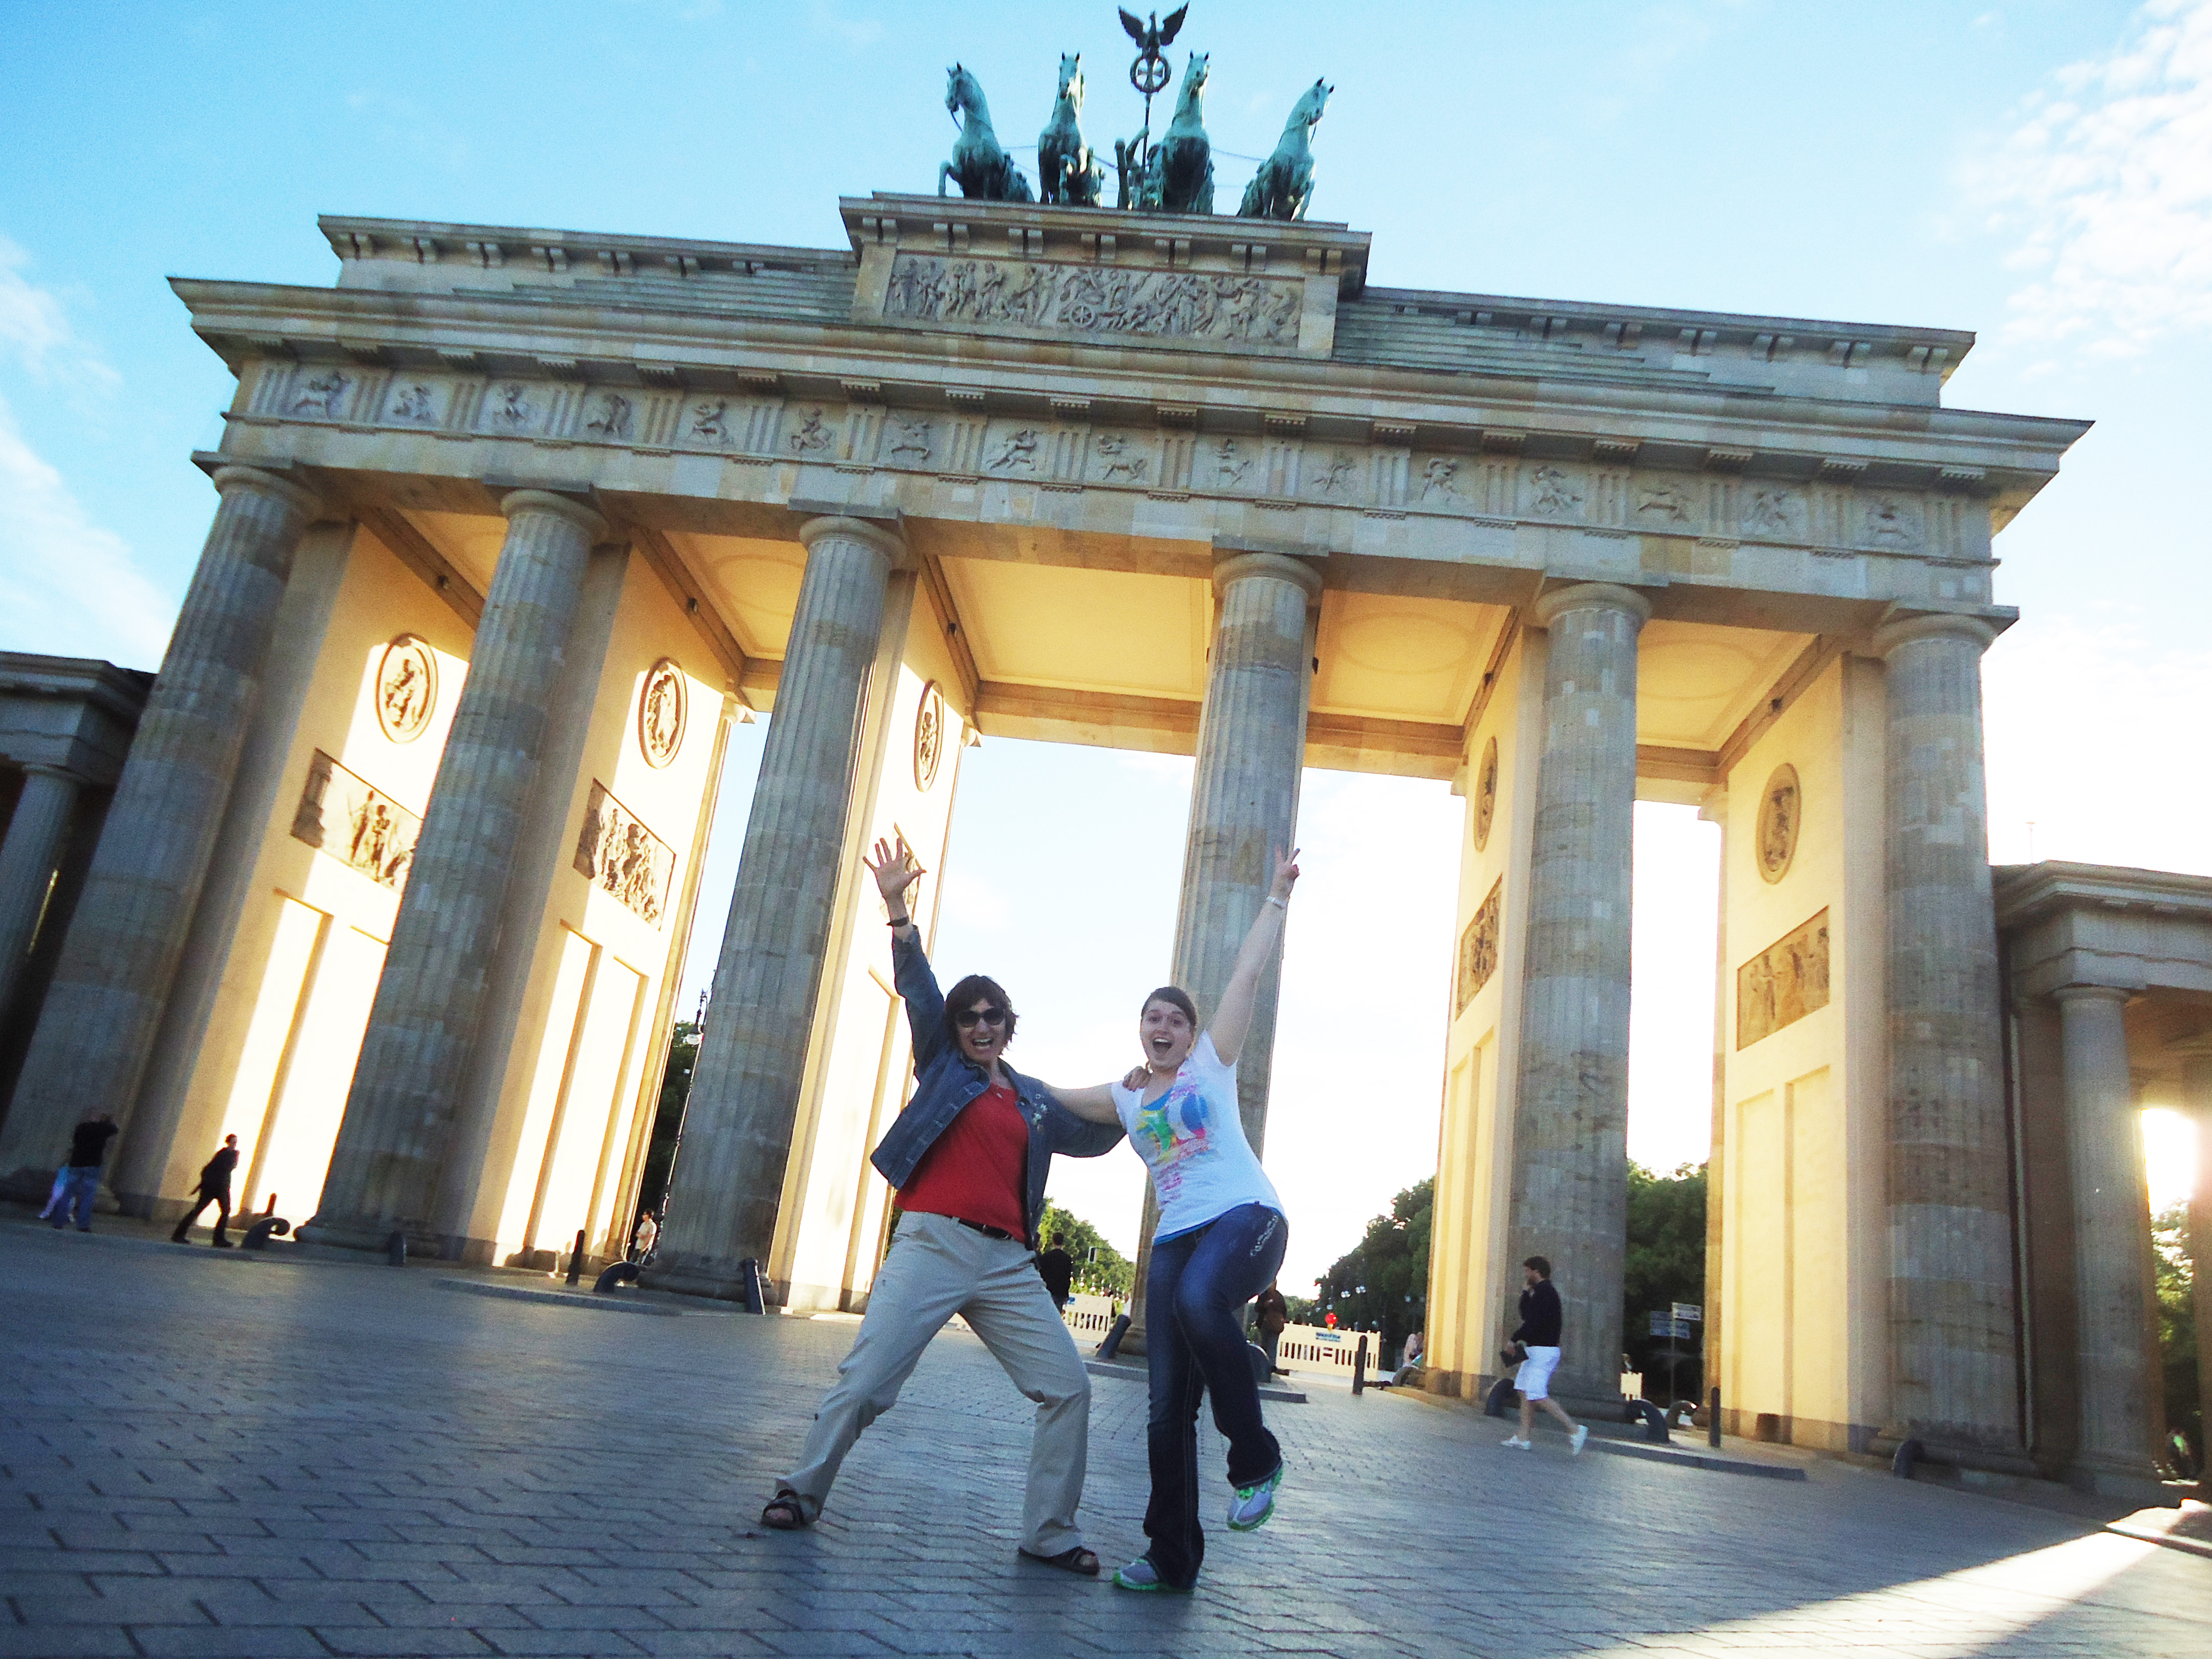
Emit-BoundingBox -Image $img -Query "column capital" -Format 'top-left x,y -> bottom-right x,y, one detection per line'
1211,550 -> 1323,602
499,488 -> 607,542
210,464 -> 323,521
1871,611 -> 1996,661
2052,982 -> 2135,1007
797,514 -> 909,569
1532,581 -> 1652,630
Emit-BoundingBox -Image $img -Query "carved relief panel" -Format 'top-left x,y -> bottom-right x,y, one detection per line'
292,751 -> 419,892
880,254 -> 1305,352
1756,763 -> 1800,883
374,635 -> 438,742
1455,878 -> 1503,1016
574,781 -> 674,926
637,659 -> 687,769
1736,907 -> 1830,1049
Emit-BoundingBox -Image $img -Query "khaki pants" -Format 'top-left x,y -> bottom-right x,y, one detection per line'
777,1211 -> 1092,1555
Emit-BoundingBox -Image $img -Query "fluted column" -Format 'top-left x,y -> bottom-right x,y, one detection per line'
0,767 -> 83,1020
652,517 -> 902,1300
1127,551 -> 1318,1344
1504,582 -> 1649,1410
2053,984 -> 2162,1489
2178,1051 -> 2212,1491
0,466 -> 321,1201
1874,612 -> 2024,1463
305,490 -> 607,1252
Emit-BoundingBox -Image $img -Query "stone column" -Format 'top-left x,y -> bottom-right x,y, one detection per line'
1504,582 -> 1649,1411
2180,1052 -> 2212,1488
305,491 -> 608,1252
1873,613 -> 2025,1464
0,766 -> 83,1019
651,517 -> 903,1301
2053,984 -> 2162,1491
1128,551 -> 1319,1343
0,466 -> 322,1200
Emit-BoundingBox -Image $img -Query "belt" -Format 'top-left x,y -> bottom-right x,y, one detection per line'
957,1219 -> 1021,1243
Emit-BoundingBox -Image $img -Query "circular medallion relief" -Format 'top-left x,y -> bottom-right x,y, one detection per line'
639,660 -> 687,769
374,635 -> 437,742
1757,763 -> 1801,884
1473,736 -> 1500,852
913,680 -> 947,792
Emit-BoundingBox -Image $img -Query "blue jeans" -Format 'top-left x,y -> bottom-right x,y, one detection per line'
46,1168 -> 99,1230
1142,1202 -> 1287,1588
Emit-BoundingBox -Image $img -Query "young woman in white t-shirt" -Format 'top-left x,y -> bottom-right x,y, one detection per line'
1053,849 -> 1299,1593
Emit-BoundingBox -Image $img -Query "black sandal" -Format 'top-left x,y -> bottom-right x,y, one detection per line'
760,1494 -> 810,1530
1018,1545 -> 1101,1576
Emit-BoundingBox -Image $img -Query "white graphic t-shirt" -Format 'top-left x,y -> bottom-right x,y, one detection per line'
1112,1031 -> 1282,1241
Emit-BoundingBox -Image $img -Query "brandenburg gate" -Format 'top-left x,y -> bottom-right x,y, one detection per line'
4,175 -> 2147,1484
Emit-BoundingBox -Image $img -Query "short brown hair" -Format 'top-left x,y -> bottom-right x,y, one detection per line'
943,974 -> 1017,1047
1142,986 -> 1198,1026
1523,1255 -> 1551,1278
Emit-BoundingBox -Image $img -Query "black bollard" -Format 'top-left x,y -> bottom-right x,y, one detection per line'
1352,1334 -> 1368,1395
737,1257 -> 767,1315
386,1229 -> 407,1266
1098,1313 -> 1131,1360
566,1228 -> 586,1286
1709,1385 -> 1721,1448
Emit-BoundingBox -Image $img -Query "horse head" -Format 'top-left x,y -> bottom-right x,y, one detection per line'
1057,52 -> 1084,110
946,63 -> 977,119
1289,77 -> 1331,133
1183,50 -> 1210,99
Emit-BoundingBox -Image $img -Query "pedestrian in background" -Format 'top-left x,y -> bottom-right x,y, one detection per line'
44,1114 -> 117,1232
171,1134 -> 240,1247
1502,1256 -> 1587,1455
1254,1281 -> 1289,1377
1036,1232 -> 1074,1310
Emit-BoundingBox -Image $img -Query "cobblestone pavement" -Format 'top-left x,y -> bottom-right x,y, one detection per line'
3,1218 -> 2206,1658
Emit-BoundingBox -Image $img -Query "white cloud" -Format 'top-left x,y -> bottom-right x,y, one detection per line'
1969,0 -> 2212,358
0,236 -> 168,665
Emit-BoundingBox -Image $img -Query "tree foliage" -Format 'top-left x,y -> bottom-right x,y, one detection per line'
1313,1177 -> 1433,1350
1039,1200 -> 1135,1299
1622,1161 -> 1707,1400
633,1020 -> 699,1224
2154,1201 -> 2200,1469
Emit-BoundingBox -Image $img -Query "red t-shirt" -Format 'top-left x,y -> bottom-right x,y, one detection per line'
898,1079 -> 1030,1238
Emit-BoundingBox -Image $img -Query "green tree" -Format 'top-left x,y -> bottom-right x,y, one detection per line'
1038,1201 -> 1134,1300
1622,1161 -> 1708,1402
633,1019 -> 699,1226
1314,1177 -> 1434,1351
2154,1201 -> 2200,1470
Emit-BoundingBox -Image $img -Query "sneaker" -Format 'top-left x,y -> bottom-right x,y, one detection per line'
1570,1424 -> 1589,1456
1111,1557 -> 1192,1593
1501,1435 -> 1532,1450
1226,1464 -> 1283,1532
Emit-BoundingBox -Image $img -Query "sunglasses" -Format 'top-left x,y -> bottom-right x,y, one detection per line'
953,1007 -> 1008,1029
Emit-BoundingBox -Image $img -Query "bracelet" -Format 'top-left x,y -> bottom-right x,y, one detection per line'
886,914 -> 910,928
1265,896 -> 1288,910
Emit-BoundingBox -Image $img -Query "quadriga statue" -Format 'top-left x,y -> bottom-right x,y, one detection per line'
1038,53 -> 1106,206
940,63 -> 1034,201
1135,50 -> 1214,215
1239,77 -> 1331,221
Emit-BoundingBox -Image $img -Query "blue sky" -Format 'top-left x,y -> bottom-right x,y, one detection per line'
5,1 -> 2207,1286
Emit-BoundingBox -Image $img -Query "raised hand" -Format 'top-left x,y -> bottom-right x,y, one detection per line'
865,834 -> 924,909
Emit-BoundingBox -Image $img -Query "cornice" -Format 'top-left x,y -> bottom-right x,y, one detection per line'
171,278 -> 2089,498
1993,860 -> 2212,930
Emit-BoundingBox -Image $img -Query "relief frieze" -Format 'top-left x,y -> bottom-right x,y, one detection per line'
1736,907 -> 1831,1049
291,750 -> 419,892
574,781 -> 674,926
1455,878 -> 1503,1015
881,253 -> 1303,349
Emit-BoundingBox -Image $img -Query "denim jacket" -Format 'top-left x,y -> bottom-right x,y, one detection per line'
868,930 -> 1124,1249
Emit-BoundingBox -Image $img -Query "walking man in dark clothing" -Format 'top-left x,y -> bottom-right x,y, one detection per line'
172,1135 -> 241,1247
44,1115 -> 118,1232
1036,1233 -> 1075,1310
1502,1256 -> 1587,1454
1254,1281 -> 1289,1376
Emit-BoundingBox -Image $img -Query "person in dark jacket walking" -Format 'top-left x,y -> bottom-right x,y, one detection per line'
42,1115 -> 118,1231
1035,1233 -> 1074,1309
171,1135 -> 241,1247
759,835 -> 1124,1577
1502,1256 -> 1587,1454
